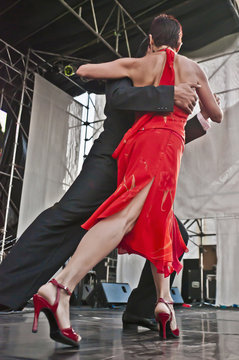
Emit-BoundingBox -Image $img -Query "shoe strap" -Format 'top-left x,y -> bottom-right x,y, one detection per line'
156,298 -> 174,305
156,298 -> 174,319
50,278 -> 72,296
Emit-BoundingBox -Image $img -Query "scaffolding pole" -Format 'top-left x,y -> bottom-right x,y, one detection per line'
58,0 -> 122,57
0,88 -> 4,109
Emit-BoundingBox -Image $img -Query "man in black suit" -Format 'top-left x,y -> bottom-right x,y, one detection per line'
0,77 -> 207,326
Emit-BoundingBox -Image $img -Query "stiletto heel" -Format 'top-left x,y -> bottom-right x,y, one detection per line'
32,278 -> 80,347
155,312 -> 170,339
32,294 -> 42,333
155,298 -> 180,340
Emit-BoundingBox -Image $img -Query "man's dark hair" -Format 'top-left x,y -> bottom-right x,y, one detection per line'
135,37 -> 149,58
149,14 -> 182,50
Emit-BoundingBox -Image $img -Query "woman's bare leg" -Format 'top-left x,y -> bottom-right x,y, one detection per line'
37,180 -> 154,333
150,263 -> 177,330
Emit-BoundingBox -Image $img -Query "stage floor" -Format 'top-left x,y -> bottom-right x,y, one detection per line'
0,305 -> 239,360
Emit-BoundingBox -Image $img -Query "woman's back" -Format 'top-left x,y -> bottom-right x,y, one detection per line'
130,51 -> 198,88
129,50 -> 221,123
129,48 -> 189,141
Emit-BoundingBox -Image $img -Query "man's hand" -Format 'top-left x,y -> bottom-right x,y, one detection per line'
174,83 -> 200,114
199,94 -> 220,119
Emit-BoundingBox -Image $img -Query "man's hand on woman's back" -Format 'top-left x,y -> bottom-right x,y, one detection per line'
174,83 -> 200,114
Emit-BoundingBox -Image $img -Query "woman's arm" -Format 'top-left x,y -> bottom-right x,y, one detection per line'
76,58 -> 137,80
195,65 -> 223,123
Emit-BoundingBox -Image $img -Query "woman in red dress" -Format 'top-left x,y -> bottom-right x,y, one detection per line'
32,15 -> 222,346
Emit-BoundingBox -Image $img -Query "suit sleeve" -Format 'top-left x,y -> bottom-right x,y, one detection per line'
106,78 -> 174,113
185,115 -> 207,144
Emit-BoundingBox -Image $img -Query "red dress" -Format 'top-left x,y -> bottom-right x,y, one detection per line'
82,48 -> 188,277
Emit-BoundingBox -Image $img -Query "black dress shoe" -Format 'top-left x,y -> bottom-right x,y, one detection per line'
0,303 -> 26,312
0,304 -> 13,312
122,311 -> 158,331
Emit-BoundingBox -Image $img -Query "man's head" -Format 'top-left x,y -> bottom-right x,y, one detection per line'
135,37 -> 149,58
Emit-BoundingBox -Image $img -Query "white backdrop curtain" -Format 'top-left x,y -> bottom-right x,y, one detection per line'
216,217 -> 239,306
17,74 -> 82,236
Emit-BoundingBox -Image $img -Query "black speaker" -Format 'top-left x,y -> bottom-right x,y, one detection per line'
182,259 -> 201,302
86,282 -> 131,308
188,269 -> 201,301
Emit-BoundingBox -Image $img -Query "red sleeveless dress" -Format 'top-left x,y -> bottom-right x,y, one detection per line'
82,48 -> 188,277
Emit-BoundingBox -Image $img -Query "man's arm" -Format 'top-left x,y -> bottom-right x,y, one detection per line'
107,78 -> 198,114
185,94 -> 220,144
106,78 -> 174,112
185,115 -> 207,144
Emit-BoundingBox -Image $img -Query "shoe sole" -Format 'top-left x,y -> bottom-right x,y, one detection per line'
50,329 -> 79,347
41,307 -> 79,347
123,321 -> 158,332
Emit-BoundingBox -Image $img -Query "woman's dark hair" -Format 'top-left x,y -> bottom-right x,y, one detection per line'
149,14 -> 182,50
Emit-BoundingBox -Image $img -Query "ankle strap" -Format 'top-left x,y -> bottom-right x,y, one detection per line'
156,298 -> 174,306
50,278 -> 72,296
156,298 -> 174,320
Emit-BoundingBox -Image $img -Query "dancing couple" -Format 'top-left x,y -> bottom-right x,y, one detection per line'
0,14 -> 222,347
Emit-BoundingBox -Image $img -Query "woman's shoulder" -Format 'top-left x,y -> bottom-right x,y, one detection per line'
176,54 -> 202,73
176,53 -> 198,67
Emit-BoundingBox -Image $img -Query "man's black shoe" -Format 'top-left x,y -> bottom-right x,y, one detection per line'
0,303 -> 26,313
122,311 -> 158,331
0,304 -> 13,312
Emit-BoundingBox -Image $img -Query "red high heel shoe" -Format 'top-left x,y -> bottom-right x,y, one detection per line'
155,298 -> 180,340
32,278 -> 80,347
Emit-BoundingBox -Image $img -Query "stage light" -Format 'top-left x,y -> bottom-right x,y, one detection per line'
64,65 -> 75,76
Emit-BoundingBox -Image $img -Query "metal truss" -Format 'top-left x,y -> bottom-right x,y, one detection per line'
0,39 -> 104,262
58,0 -> 146,58
184,218 -> 216,240
0,40 -> 37,115
0,41 -> 30,261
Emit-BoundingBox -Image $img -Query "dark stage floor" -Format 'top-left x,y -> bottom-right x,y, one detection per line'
0,305 -> 239,360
